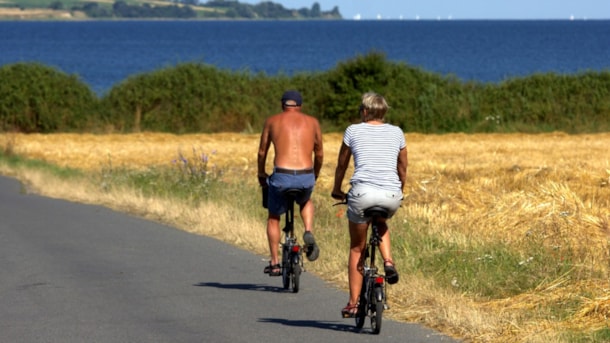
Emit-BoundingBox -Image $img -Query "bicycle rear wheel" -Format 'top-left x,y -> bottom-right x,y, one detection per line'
291,262 -> 301,293
281,251 -> 290,289
370,286 -> 384,334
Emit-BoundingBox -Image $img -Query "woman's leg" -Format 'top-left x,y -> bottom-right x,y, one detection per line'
377,218 -> 399,284
377,219 -> 393,263
348,220 -> 368,306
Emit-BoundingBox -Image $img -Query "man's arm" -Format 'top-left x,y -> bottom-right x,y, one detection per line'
257,120 -> 271,186
312,119 -> 324,180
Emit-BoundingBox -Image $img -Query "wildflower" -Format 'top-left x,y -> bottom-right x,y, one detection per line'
518,256 -> 534,266
451,277 -> 460,288
336,208 -> 345,218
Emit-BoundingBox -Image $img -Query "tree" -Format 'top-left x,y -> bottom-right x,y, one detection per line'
297,7 -> 310,17
330,6 -> 340,17
311,2 -> 320,17
49,1 -> 64,10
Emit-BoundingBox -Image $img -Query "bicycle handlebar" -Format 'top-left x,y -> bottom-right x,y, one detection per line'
331,192 -> 347,206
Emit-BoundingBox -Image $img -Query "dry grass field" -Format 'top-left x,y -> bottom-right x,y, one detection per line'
2,131 -> 610,342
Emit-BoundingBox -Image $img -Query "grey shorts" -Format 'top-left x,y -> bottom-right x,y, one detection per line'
347,183 -> 402,224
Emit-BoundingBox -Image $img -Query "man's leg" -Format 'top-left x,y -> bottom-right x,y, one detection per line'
300,198 -> 314,232
265,213 -> 281,274
300,199 -> 319,261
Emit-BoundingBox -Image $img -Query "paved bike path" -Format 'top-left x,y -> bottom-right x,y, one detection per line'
0,175 -> 459,342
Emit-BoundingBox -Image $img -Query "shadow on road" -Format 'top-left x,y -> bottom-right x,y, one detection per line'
258,317 -> 365,333
194,281 -> 287,293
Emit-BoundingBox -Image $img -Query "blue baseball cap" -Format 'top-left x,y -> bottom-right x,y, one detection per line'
281,90 -> 302,106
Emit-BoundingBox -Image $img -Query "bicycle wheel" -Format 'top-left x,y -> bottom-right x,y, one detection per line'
370,286 -> 384,334
291,262 -> 301,293
281,251 -> 290,289
355,277 -> 368,328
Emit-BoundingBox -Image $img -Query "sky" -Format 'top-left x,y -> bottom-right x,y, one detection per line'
237,0 -> 610,20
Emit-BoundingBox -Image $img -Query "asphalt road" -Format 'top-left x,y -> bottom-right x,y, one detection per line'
0,175 -> 459,342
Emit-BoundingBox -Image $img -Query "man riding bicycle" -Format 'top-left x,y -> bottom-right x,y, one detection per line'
258,90 -> 324,276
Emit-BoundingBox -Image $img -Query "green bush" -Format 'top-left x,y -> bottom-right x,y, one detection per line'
2,56 -> 609,134
102,63 -> 299,133
479,72 -> 610,133
0,63 -> 99,133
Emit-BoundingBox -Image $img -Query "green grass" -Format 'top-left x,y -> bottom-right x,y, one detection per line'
98,148 -> 221,204
391,220 -> 577,299
0,149 -> 83,180
561,327 -> 610,343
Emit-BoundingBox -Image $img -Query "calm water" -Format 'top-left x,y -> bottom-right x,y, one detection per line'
1,20 -> 609,95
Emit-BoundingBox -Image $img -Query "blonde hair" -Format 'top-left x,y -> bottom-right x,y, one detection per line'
361,92 -> 389,122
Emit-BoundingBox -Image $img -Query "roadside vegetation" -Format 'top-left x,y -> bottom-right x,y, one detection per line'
1,52 -> 609,134
1,132 -> 609,342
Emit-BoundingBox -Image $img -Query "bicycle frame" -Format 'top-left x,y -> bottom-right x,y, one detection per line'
355,207 -> 388,334
334,196 -> 388,334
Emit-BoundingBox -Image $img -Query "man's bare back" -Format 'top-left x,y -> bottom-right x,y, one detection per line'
258,106 -> 323,179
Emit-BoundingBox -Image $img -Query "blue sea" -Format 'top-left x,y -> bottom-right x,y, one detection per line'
1,20 -> 609,95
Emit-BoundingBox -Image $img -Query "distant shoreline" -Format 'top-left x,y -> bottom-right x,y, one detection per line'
0,10 -> 344,21
1,10 -> 608,22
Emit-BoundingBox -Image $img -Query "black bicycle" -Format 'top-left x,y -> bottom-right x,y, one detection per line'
334,197 -> 388,334
280,189 -> 305,293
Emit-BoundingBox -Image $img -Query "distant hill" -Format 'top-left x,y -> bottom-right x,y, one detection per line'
0,0 -> 342,20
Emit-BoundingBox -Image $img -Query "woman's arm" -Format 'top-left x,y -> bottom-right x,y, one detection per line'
397,147 -> 408,193
332,142 -> 352,199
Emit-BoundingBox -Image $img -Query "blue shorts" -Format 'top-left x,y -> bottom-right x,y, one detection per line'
347,183 -> 402,224
267,169 -> 315,216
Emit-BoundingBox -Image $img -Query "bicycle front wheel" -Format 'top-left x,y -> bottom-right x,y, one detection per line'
355,277 -> 368,329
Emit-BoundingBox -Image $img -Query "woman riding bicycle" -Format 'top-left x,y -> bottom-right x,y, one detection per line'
331,92 -> 408,317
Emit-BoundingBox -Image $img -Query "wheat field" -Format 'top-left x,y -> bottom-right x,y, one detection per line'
2,131 -> 610,342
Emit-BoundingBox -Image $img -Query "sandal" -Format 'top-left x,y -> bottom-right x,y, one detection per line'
384,259 -> 399,285
263,263 -> 282,277
341,302 -> 359,318
303,231 -> 320,262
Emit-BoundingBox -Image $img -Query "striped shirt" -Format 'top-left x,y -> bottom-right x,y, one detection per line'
343,123 -> 406,191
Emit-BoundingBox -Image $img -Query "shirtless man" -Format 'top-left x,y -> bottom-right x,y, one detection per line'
257,90 -> 324,276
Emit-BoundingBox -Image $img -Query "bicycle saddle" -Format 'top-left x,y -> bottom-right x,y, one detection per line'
283,188 -> 305,199
363,206 -> 390,218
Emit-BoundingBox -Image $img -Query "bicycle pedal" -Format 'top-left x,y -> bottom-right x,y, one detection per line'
384,304 -> 390,310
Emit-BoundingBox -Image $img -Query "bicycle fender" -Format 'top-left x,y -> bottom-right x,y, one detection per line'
374,285 -> 384,302
291,253 -> 300,265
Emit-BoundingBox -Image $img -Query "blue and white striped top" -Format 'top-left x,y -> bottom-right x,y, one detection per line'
343,123 -> 406,191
